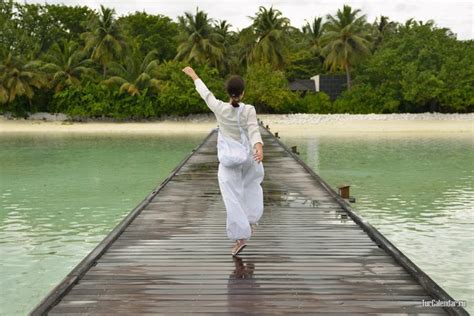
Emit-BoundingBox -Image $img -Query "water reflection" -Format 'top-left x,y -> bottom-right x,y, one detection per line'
227,256 -> 260,314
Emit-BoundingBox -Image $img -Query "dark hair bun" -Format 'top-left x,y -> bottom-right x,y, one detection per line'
226,75 -> 245,108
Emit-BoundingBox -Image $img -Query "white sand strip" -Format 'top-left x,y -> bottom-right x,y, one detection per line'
1,114 -> 472,137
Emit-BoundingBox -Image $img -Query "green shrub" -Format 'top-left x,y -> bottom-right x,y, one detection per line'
301,91 -> 332,114
349,23 -> 474,113
244,63 -> 295,113
333,84 -> 400,113
51,82 -> 158,119
155,60 -> 225,116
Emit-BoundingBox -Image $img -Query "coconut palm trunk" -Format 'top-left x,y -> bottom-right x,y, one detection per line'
345,64 -> 352,89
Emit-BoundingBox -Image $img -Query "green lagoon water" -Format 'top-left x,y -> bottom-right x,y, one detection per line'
0,131 -> 473,314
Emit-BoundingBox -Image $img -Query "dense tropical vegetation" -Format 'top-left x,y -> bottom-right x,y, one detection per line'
0,1 -> 472,119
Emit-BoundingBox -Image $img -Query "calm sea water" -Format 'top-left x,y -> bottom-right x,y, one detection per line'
0,131 -> 472,315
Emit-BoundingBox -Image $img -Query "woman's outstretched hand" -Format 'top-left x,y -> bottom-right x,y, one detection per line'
182,66 -> 199,81
253,143 -> 264,163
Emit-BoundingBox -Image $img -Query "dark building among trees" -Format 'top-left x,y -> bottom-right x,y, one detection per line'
289,75 -> 347,101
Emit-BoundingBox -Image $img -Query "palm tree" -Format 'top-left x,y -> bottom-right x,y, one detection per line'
40,40 -> 95,92
320,5 -> 372,89
234,26 -> 257,71
214,19 -> 235,46
213,19 -> 237,74
101,50 -> 160,96
248,6 -> 290,69
0,53 -> 47,106
372,15 -> 397,50
81,5 -> 127,78
302,17 -> 325,56
175,8 -> 224,69
398,18 -> 436,33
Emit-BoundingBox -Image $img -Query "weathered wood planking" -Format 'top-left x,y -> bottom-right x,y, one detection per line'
30,126 -> 467,315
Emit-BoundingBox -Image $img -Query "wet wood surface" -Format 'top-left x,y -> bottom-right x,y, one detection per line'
34,126 -> 453,315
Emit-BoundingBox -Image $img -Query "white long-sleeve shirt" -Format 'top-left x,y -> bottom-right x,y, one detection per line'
194,78 -> 264,148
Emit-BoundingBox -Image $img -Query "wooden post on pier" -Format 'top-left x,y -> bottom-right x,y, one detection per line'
291,145 -> 300,155
338,184 -> 350,199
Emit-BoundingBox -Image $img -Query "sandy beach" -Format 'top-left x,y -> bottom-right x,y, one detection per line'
1,113 -> 473,137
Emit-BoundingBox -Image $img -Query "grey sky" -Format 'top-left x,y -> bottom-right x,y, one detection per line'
33,0 -> 473,39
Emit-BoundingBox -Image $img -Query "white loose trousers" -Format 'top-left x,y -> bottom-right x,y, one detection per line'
217,148 -> 265,241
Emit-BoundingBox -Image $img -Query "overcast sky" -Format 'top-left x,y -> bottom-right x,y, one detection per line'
33,0 -> 473,40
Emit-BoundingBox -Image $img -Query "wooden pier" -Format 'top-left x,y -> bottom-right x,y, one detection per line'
31,125 -> 467,315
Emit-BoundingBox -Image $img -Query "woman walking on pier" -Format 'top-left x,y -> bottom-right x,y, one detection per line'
183,66 -> 265,256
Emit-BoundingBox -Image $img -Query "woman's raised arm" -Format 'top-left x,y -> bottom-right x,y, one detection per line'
182,66 -> 219,113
